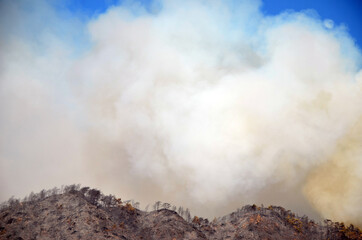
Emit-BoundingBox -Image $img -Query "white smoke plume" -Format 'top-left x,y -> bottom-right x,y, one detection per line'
1,0 -> 361,225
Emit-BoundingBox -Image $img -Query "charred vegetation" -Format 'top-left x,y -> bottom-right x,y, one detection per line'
0,185 -> 361,240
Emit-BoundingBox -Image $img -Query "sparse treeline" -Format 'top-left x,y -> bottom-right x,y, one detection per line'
119,196 -> 193,222
0,184 -> 195,223
0,185 -> 137,211
150,200 -> 192,222
0,184 -> 122,211
1,185 -> 361,239
225,204 -> 361,240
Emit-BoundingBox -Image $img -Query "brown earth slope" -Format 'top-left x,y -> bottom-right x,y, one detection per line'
0,186 -> 361,240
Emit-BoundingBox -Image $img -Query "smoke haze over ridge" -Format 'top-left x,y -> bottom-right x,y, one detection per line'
0,0 -> 361,226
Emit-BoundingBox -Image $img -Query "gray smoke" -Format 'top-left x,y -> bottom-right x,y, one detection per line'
1,0 -> 361,225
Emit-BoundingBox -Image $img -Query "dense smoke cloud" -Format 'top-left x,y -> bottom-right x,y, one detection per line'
0,0 -> 361,225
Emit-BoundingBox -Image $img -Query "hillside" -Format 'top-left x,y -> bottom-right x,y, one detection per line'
0,185 -> 361,240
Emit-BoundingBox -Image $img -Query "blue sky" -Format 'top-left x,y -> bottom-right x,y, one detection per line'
63,0 -> 362,49
262,0 -> 362,48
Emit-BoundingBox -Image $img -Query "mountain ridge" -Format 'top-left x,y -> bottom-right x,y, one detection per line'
1,185 -> 361,239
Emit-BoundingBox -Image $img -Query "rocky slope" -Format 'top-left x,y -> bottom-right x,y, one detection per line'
0,185 -> 361,240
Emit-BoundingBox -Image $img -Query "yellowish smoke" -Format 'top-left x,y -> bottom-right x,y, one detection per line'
304,116 -> 362,227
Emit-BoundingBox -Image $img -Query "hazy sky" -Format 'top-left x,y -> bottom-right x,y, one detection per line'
0,0 -> 361,226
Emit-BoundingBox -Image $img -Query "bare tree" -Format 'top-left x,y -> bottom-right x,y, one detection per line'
28,192 -> 38,202
101,195 -> 116,208
39,189 -> 46,199
178,206 -> 184,217
50,187 -> 59,196
8,197 -> 20,208
153,201 -> 161,211
0,201 -> 7,211
80,187 -> 90,195
162,202 -> 171,210
133,202 -> 140,209
60,184 -> 80,194
185,208 -> 191,222
88,189 -> 101,206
